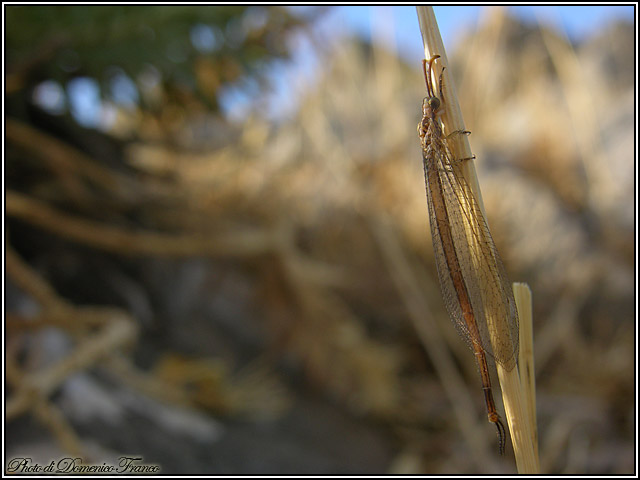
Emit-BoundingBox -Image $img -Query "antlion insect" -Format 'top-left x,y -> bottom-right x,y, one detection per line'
418,55 -> 519,455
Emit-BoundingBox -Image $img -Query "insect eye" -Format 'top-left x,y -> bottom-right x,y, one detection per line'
428,97 -> 440,110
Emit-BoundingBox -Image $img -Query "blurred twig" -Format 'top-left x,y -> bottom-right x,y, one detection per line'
6,118 -> 138,203
6,311 -> 137,420
5,246 -> 138,459
7,190 -> 281,257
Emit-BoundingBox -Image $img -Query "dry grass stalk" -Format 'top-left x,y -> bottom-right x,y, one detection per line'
415,6 -> 485,215
416,6 -> 539,472
514,283 -> 540,468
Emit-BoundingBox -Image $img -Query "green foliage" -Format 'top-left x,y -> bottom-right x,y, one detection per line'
6,5 -> 309,113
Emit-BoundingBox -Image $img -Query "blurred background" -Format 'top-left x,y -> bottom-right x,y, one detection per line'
5,5 -> 635,474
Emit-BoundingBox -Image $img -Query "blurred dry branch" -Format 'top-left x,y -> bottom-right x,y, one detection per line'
6,119 -> 138,204
6,190 -> 283,258
6,246 -> 138,456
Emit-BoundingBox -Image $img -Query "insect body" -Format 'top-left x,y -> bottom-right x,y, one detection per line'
418,55 -> 519,455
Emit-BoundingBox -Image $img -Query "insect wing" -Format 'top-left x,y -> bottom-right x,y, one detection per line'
424,140 -> 519,371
